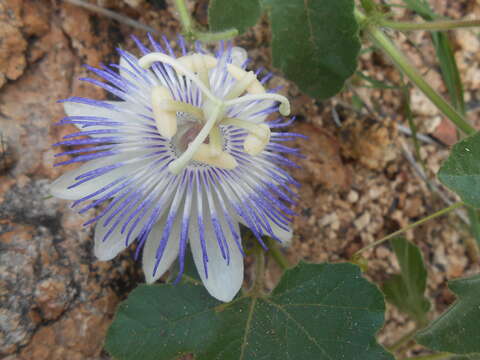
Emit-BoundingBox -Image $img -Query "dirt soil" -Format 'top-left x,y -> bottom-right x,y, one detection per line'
1,0 -> 479,359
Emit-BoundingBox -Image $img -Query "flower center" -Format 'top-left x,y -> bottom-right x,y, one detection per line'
138,52 -> 291,174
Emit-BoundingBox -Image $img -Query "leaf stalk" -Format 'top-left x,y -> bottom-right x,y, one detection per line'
252,242 -> 266,295
400,352 -> 452,360
354,9 -> 475,135
266,238 -> 291,271
381,18 -> 480,32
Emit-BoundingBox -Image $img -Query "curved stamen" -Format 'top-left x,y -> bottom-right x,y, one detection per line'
138,52 -> 219,103
225,93 -> 291,116
157,100 -> 204,119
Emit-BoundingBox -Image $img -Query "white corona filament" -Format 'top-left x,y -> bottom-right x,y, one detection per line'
138,52 -> 291,174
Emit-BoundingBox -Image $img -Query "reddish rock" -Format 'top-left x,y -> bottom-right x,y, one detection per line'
340,116 -> 398,170
0,0 -> 27,88
34,278 -> 69,321
432,118 -> 458,146
290,122 -> 351,191
0,1 -> 140,358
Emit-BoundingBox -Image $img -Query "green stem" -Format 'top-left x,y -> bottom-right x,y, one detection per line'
355,9 -> 475,135
173,0 -> 193,33
381,18 -> 480,32
400,352 -> 452,360
354,202 -> 464,256
266,238 -> 290,270
195,29 -> 239,43
402,83 -> 426,170
252,243 -> 266,295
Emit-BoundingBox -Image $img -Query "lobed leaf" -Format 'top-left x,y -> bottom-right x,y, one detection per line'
416,273 -> 480,355
438,132 -> 480,208
106,262 -> 393,360
261,0 -> 360,99
382,238 -> 430,324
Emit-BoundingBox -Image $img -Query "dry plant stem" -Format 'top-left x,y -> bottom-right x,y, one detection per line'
382,18 -> 480,31
401,353 -> 452,360
355,9 -> 476,136
64,0 -> 159,33
266,238 -> 290,270
354,202 -> 464,257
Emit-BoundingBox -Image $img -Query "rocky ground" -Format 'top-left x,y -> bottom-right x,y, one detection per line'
1,0 -> 480,359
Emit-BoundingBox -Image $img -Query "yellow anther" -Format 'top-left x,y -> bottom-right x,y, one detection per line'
208,126 -> 223,158
225,70 -> 257,100
177,54 -> 217,87
176,54 -> 217,70
176,54 -> 265,95
243,124 -> 271,156
227,64 -> 265,95
152,86 -> 177,139
192,144 -> 238,170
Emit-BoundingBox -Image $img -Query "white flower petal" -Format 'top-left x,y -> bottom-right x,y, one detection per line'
50,152 -> 148,200
94,194 -> 165,261
63,101 -> 128,133
190,207 -> 243,302
94,204 -> 131,261
94,220 -> 128,261
142,216 -> 181,283
269,221 -> 293,246
237,215 -> 293,246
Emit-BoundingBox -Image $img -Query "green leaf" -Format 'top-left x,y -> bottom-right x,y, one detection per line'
208,0 -> 262,34
106,262 -> 393,360
433,33 -> 465,114
261,0 -> 360,99
401,0 -> 436,18
416,273 -> 480,355
360,0 -> 379,14
467,207 -> 480,249
382,238 -> 430,324
168,249 -> 202,284
451,355 -> 480,360
438,132 -> 480,208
